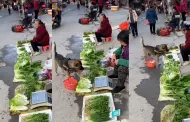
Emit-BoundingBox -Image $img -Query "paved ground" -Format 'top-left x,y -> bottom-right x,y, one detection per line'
0,9 -> 51,122
52,4 -> 129,122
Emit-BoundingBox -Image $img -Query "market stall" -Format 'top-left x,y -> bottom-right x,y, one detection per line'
159,45 -> 190,121
9,40 -> 52,121
63,32 -> 126,122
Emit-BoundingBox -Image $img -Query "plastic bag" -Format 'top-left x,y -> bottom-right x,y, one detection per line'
119,21 -> 130,30
146,20 -> 150,25
37,69 -> 48,81
100,57 -> 110,68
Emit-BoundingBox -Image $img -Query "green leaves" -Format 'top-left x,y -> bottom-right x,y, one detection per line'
80,41 -> 107,82
161,54 -> 190,121
24,113 -> 49,122
10,94 -> 29,112
86,96 -> 110,122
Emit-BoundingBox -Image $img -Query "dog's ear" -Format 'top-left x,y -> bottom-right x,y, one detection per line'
74,61 -> 81,67
165,45 -> 169,52
155,45 -> 159,51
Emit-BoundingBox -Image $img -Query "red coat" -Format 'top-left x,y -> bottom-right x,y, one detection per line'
34,0 -> 39,10
180,0 -> 187,12
185,31 -> 190,48
175,0 -> 187,12
98,0 -> 104,6
97,17 -> 112,37
32,24 -> 50,46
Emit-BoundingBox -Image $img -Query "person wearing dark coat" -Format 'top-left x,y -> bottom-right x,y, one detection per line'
180,24 -> 190,66
146,5 -> 158,34
170,7 -> 180,31
31,19 -> 50,56
95,14 -> 112,45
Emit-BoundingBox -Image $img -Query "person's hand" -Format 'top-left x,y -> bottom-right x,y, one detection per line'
114,59 -> 118,65
111,54 -> 116,64
181,43 -> 185,47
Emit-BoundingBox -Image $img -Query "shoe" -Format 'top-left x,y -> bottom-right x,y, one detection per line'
33,51 -> 41,56
111,86 -> 125,93
96,42 -> 103,46
108,74 -> 118,79
183,61 -> 190,66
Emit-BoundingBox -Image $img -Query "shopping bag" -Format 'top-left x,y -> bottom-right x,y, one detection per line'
146,20 -> 150,25
119,21 -> 130,30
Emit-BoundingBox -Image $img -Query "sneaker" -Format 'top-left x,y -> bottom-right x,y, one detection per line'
183,61 -> 190,66
96,42 -> 103,46
33,51 -> 41,56
111,86 -> 125,93
108,74 -> 118,79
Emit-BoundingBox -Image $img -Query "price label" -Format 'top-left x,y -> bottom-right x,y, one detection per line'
111,109 -> 120,118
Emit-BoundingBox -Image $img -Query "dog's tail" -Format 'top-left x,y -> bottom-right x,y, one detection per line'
54,42 -> 57,56
140,36 -> 145,47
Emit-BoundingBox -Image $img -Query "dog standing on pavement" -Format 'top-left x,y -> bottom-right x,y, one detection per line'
53,42 -> 84,78
140,36 -> 169,64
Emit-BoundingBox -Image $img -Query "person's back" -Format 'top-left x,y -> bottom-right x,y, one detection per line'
146,7 -> 157,24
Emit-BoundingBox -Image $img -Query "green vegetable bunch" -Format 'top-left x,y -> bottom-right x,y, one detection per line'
13,47 -> 43,99
86,96 -> 110,122
76,78 -> 92,93
80,40 -> 107,82
10,94 -> 29,113
160,54 -> 190,121
14,51 -> 42,83
24,113 -> 49,122
17,40 -> 31,47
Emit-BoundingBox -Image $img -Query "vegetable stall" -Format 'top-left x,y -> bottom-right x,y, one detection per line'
159,46 -> 190,122
64,32 -> 124,122
10,40 -> 52,122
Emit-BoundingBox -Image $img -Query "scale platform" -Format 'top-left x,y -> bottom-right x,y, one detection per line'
94,76 -> 113,92
30,90 -> 52,109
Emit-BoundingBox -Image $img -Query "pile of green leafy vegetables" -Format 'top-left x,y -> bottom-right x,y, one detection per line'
10,41 -> 45,114
85,96 -> 110,122
10,94 -> 29,113
76,78 -> 92,93
24,113 -> 49,122
160,55 -> 190,121
80,39 -> 107,82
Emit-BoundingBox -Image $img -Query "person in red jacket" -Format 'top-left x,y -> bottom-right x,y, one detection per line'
34,0 -> 40,19
180,24 -> 190,66
95,14 -> 112,45
31,19 -> 50,56
98,0 -> 104,16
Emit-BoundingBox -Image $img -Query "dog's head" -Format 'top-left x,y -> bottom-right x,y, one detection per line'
155,44 -> 169,54
69,60 -> 84,71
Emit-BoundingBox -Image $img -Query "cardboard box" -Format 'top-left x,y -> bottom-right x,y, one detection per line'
111,6 -> 119,11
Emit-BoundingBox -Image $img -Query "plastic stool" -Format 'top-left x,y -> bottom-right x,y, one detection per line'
105,36 -> 112,43
42,45 -> 51,52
